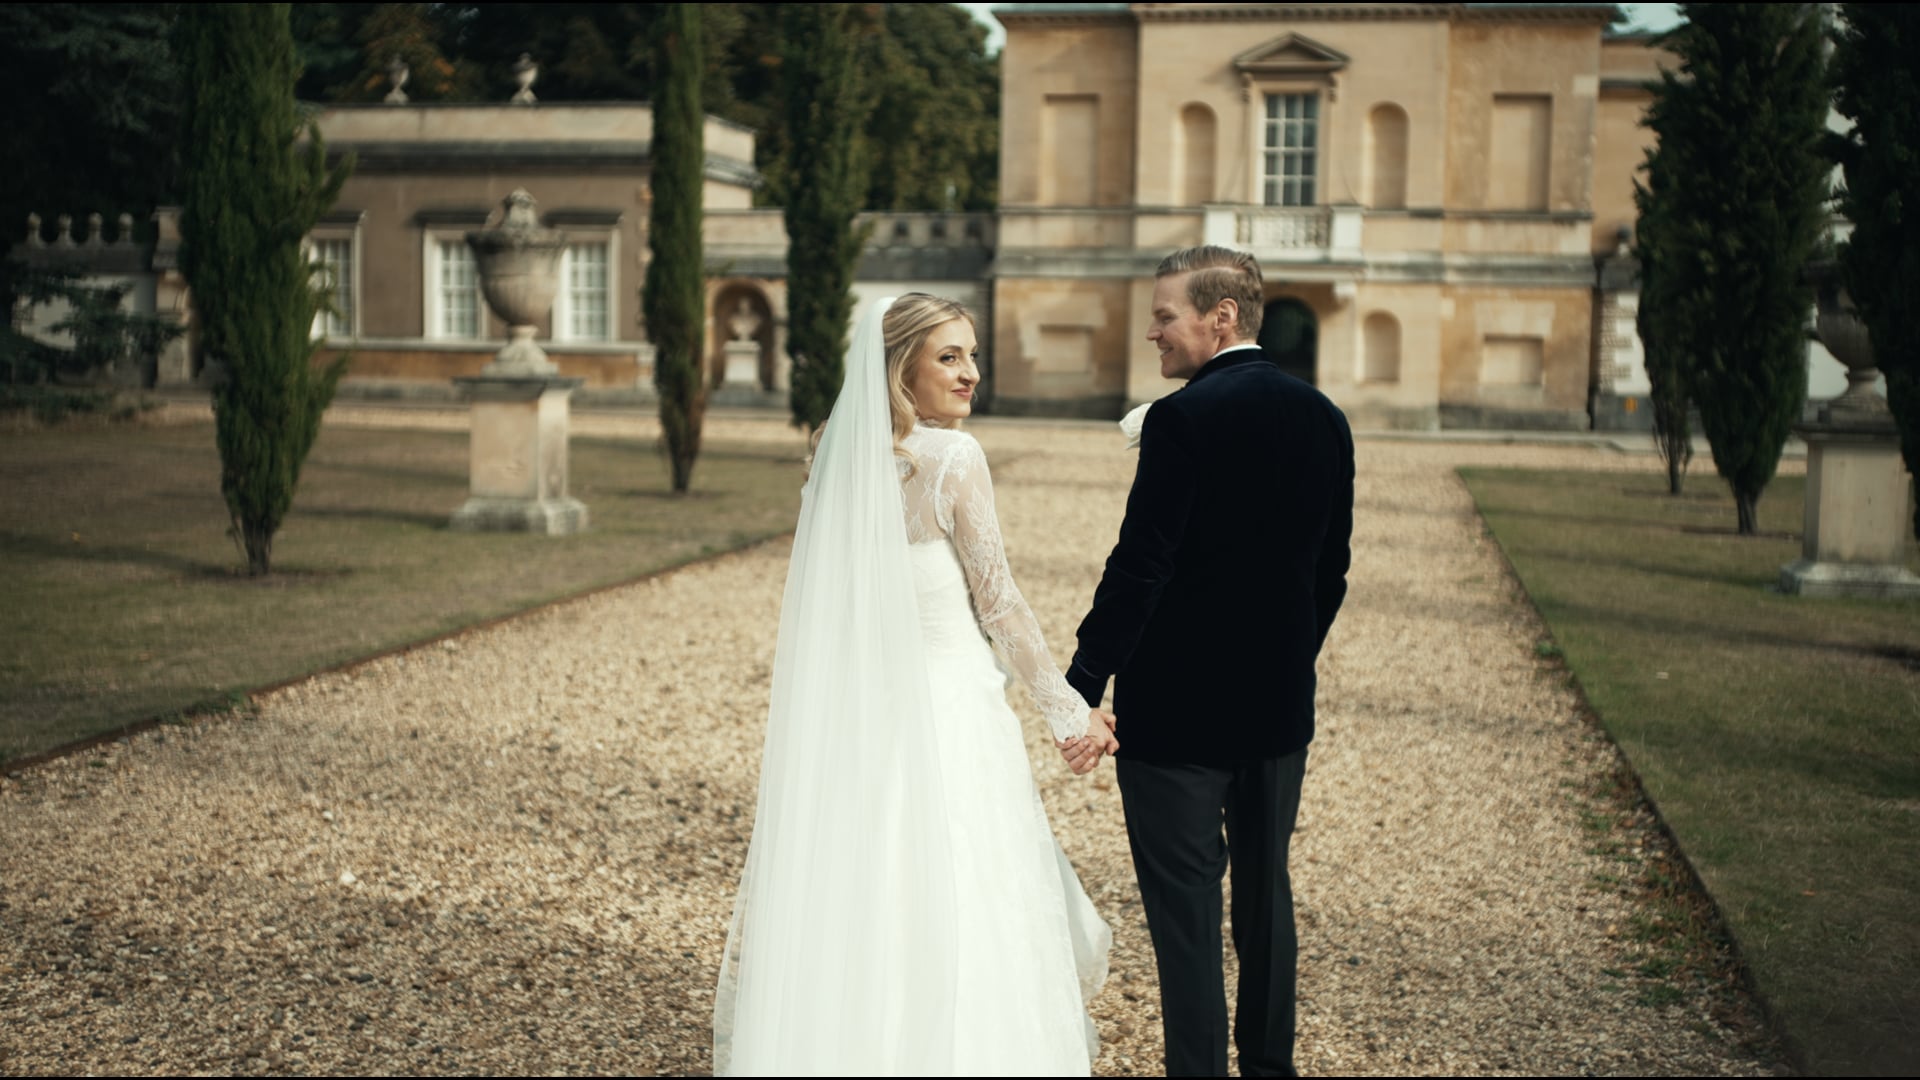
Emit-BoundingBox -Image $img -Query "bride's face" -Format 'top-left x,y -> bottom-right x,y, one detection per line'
908,318 -> 980,426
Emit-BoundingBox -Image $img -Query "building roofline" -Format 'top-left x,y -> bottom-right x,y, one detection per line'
993,3 -> 1130,26
304,100 -> 760,136
321,140 -> 759,186
996,3 -> 1619,26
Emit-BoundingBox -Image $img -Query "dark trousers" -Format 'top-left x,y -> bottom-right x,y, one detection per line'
1115,749 -> 1308,1078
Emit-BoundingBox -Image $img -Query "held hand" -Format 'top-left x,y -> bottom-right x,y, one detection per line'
1055,709 -> 1120,775
1089,708 -> 1120,756
1056,735 -> 1099,774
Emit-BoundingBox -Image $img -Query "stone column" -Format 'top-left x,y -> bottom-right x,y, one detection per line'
1779,283 -> 1919,598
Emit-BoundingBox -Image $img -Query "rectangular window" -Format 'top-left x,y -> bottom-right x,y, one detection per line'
1481,335 -> 1545,386
1489,94 -> 1552,210
564,242 -> 610,342
1040,94 -> 1099,206
311,237 -> 354,339
436,240 -> 481,339
1035,325 -> 1094,375
1263,93 -> 1319,207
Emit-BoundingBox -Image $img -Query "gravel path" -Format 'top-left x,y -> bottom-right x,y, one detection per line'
2,412 -> 1778,1075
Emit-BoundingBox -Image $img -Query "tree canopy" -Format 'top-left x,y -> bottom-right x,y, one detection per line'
1830,4 -> 1920,541
1635,3 -> 1830,534
177,3 -> 353,574
643,5 -> 708,493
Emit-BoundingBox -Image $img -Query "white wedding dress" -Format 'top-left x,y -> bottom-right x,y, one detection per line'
896,424 -> 1112,1074
714,298 -> 1108,1076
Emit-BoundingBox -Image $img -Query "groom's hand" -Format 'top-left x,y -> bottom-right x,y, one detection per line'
1055,709 -> 1120,775
1089,708 -> 1119,756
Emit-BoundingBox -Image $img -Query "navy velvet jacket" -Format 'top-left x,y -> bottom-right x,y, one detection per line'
1066,346 -> 1354,765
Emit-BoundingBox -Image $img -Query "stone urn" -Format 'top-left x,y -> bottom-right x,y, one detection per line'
449,189 -> 587,536
1810,281 -> 1892,424
466,189 -> 568,376
1780,266 -> 1918,598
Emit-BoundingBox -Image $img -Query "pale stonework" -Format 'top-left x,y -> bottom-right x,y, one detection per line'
1781,433 -> 1920,599
451,379 -> 589,536
990,3 -> 1664,426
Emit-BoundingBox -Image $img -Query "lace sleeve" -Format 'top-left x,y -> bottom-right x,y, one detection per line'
937,435 -> 1091,743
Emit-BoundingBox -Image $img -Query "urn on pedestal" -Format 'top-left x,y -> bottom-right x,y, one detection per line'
1779,274 -> 1919,598
450,189 -> 588,535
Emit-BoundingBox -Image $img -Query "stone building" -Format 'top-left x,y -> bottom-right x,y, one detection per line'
301,96 -> 994,409
22,5 -> 1855,429
986,2 -> 1670,428
303,100 -> 759,401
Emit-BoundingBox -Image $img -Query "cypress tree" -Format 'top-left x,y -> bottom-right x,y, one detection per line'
642,3 -> 706,493
176,4 -> 353,575
1831,4 -> 1920,540
779,3 -> 871,431
1633,161 -> 1693,495
1639,4 -> 1829,534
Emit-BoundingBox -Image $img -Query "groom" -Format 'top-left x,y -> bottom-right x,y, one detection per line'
1064,245 -> 1353,1076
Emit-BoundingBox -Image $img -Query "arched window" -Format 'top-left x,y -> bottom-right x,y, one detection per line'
1365,104 -> 1409,210
1363,312 -> 1401,383
1173,104 -> 1217,206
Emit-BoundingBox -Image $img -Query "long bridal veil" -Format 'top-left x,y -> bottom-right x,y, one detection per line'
713,298 -> 959,1075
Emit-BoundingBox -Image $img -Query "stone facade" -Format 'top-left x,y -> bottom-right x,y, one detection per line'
990,2 -> 1669,427
301,103 -> 757,401
7,8 -> 1872,430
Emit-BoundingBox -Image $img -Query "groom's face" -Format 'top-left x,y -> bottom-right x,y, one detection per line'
1148,272 -> 1229,381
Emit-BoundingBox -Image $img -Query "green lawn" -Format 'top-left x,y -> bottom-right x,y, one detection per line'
0,415 -> 804,764
1462,466 -> 1920,1077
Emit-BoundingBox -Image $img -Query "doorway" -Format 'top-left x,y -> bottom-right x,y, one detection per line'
1259,297 -> 1317,384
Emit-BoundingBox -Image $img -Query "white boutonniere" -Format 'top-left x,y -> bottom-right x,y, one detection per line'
1119,402 -> 1152,450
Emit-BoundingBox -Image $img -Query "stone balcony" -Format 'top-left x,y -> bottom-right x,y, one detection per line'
1202,204 -> 1364,265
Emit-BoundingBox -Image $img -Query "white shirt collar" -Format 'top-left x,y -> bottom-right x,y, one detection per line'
1210,343 -> 1262,360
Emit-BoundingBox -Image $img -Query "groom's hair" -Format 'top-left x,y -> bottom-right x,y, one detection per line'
1156,245 -> 1264,339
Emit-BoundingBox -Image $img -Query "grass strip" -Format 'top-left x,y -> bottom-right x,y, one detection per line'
1,416 -> 804,764
1462,465 -> 1920,1077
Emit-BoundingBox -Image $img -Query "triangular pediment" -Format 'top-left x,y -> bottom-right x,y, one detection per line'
1232,33 -> 1351,76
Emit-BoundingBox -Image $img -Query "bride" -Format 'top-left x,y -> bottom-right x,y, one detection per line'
713,294 -> 1120,1075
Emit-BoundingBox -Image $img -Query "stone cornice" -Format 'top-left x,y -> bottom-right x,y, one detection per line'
310,100 -> 760,136
1134,4 -> 1450,22
1457,4 -> 1618,23
1112,4 -> 1619,25
325,141 -> 758,187
993,5 -> 1131,28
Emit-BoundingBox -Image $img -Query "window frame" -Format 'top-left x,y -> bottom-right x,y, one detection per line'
553,232 -> 618,344
1261,91 -> 1322,208
306,224 -> 362,342
423,230 -> 487,342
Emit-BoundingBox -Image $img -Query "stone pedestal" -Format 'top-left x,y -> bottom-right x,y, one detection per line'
450,375 -> 589,535
722,340 -> 761,389
1780,418 -> 1920,599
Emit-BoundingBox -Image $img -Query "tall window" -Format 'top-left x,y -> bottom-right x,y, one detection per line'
562,242 -> 610,341
1263,93 -> 1319,206
435,239 -> 481,339
310,237 -> 355,339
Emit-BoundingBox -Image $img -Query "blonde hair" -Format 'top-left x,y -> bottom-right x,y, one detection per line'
803,294 -> 978,477
883,293 -> 977,448
1156,245 -> 1265,339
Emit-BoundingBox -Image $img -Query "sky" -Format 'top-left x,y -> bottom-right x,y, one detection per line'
957,3 -> 1684,55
